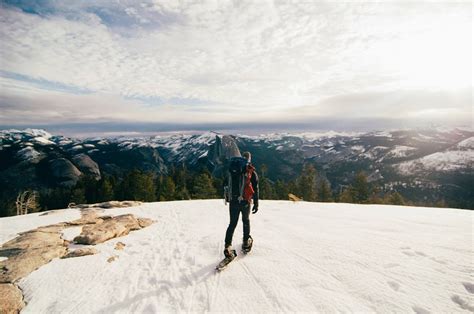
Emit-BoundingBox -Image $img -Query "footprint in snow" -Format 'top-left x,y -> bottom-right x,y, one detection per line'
430,257 -> 448,265
451,294 -> 474,312
387,281 -> 400,291
401,248 -> 429,259
384,263 -> 399,268
412,306 -> 430,314
462,282 -> 474,294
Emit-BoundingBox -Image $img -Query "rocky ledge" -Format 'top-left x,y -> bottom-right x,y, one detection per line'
0,202 -> 154,313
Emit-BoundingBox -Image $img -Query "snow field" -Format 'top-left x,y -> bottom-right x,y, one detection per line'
0,200 -> 472,313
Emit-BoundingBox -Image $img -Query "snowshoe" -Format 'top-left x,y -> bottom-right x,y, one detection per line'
241,236 -> 253,254
216,248 -> 237,272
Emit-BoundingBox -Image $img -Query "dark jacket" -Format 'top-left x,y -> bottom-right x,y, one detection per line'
225,163 -> 259,206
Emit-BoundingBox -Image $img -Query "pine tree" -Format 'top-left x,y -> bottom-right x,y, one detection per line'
119,170 -> 156,202
318,180 -> 333,202
141,172 -> 157,202
70,186 -> 86,205
298,164 -> 317,201
41,187 -> 71,210
274,180 -> 289,200
82,175 -> 99,203
0,189 -> 16,217
212,176 -> 224,199
385,191 -> 405,205
192,172 -> 217,199
170,164 -> 193,200
368,186 -> 384,204
339,188 -> 354,203
97,176 -> 114,202
159,176 -> 176,201
287,179 -> 300,200
259,164 -> 274,200
351,172 -> 370,203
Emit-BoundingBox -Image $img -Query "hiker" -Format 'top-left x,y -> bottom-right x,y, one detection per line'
223,151 -> 259,257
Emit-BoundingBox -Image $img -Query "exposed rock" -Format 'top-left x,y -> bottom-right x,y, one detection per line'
0,207 -> 153,310
73,214 -> 143,245
62,247 -> 99,259
115,214 -> 143,231
107,255 -> 118,263
110,200 -> 142,208
114,242 -> 126,250
135,147 -> 167,173
137,218 -> 154,228
67,209 -> 100,225
72,154 -> 101,180
16,146 -> 44,163
0,283 -> 25,313
49,158 -> 82,187
0,231 -> 67,283
34,222 -> 67,233
208,135 -> 241,176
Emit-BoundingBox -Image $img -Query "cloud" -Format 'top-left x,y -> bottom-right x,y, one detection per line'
0,1 -> 472,131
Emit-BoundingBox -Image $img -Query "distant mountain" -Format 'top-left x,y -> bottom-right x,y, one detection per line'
1,127 -> 472,208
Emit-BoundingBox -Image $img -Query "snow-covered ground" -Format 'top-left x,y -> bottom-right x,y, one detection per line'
1,200 -> 472,313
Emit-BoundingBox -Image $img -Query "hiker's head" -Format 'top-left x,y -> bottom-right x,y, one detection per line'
243,151 -> 251,162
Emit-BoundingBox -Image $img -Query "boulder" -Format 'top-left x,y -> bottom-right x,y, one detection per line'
67,209 -> 100,225
0,230 -> 67,283
73,214 -> 142,245
114,242 -> 126,250
137,218 -> 154,228
114,214 -> 142,231
72,154 -> 101,180
0,283 -> 25,313
62,247 -> 99,259
49,158 -> 82,187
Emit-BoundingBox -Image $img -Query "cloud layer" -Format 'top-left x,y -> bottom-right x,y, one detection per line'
0,1 -> 472,132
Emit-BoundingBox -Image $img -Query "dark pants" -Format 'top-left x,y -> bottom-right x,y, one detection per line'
225,200 -> 250,246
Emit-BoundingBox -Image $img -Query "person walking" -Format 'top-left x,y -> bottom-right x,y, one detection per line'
223,151 -> 259,258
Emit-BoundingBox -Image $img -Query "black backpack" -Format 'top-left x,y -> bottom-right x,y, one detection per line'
226,157 -> 248,201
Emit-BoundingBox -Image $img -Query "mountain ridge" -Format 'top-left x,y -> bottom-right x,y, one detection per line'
1,127 -> 472,210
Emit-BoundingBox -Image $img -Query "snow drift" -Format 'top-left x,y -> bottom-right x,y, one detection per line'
0,200 -> 472,313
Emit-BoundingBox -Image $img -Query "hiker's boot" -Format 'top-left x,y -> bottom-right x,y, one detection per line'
223,245 -> 236,258
242,236 -> 253,252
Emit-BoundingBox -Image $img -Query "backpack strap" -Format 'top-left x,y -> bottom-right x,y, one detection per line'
238,172 -> 245,201
228,170 -> 232,201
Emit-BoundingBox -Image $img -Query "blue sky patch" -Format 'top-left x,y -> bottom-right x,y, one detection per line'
0,70 -> 92,94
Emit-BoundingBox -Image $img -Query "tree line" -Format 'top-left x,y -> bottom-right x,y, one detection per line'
40,166 -> 220,211
259,164 -> 406,205
1,163 -> 410,216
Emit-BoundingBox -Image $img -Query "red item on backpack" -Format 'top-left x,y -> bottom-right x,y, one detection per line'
243,164 -> 255,202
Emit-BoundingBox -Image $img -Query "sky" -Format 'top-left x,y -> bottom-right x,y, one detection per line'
0,0 -> 472,135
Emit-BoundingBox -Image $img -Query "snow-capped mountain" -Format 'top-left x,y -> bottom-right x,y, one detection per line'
0,127 -> 473,208
0,200 -> 472,313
